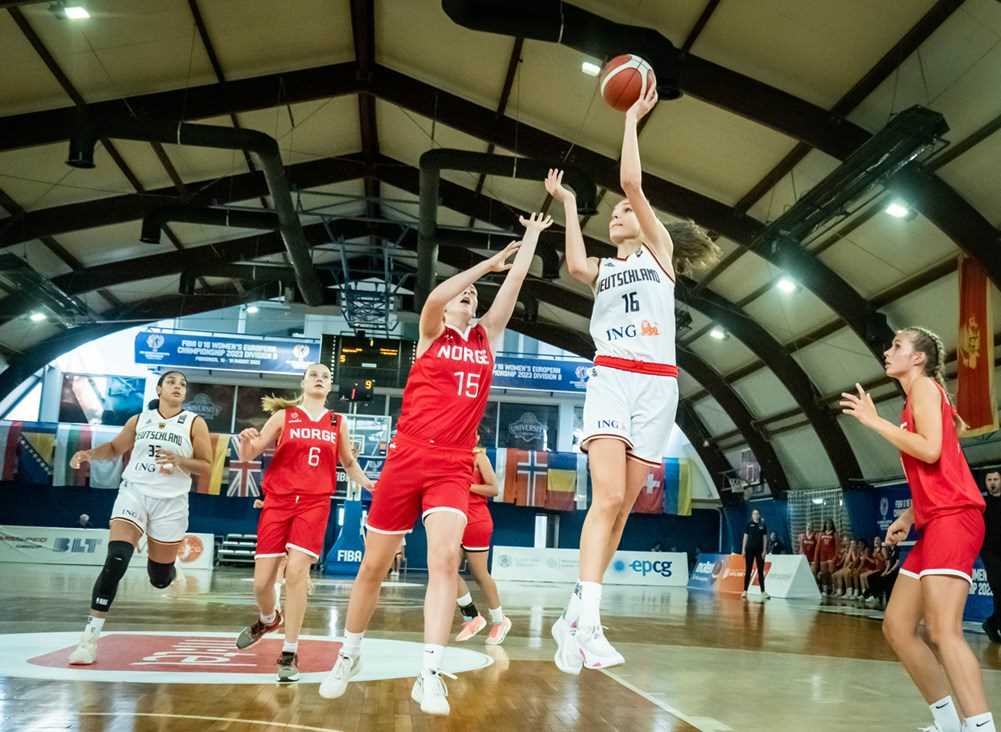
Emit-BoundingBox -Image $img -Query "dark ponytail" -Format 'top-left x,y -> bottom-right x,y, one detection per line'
149,370 -> 187,411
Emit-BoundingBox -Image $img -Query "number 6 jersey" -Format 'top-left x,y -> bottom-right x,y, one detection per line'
263,407 -> 343,498
590,245 -> 676,366
395,323 -> 494,450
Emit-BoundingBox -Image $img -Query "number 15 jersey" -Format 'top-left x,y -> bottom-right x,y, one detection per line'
590,246 -> 676,366
395,323 -> 494,450
263,407 -> 342,498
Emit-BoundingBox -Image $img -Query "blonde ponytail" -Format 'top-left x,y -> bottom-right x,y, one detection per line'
261,394 -> 302,413
903,326 -> 967,431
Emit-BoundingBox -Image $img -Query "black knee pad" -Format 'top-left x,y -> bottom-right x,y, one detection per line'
147,559 -> 176,589
91,540 -> 135,612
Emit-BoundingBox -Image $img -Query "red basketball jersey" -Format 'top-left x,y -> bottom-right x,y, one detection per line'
469,458 -> 487,508
817,532 -> 837,560
800,533 -> 817,561
395,324 -> 494,449
900,381 -> 984,528
263,407 -> 342,497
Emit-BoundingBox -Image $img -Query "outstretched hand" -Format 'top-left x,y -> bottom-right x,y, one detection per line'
519,211 -> 554,232
486,240 -> 522,272
544,169 -> 574,203
626,81 -> 658,121
839,383 -> 878,427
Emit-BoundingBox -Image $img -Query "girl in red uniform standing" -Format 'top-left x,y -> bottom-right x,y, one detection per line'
841,327 -> 993,732
798,520 -> 818,575
816,519 -> 839,595
320,211 -> 552,715
233,363 -> 373,682
454,437 -> 510,645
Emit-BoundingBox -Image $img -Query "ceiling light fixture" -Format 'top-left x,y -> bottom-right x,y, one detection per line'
246,305 -> 260,315
581,60 -> 601,77
64,5 -> 90,19
29,311 -> 47,322
885,200 -> 911,219
709,326 -> 727,340
776,277 -> 797,294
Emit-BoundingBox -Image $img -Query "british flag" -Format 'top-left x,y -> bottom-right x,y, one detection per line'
226,436 -> 268,498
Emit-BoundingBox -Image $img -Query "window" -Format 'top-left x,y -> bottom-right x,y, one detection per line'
2,381 -> 42,421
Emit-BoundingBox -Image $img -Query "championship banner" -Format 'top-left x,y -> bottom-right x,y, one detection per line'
957,256 -> 998,436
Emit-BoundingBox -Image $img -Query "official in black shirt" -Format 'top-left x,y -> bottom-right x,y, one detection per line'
741,509 -> 770,599
981,470 -> 1001,643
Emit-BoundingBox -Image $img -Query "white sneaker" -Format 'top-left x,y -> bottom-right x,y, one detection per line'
576,625 -> 625,670
762,593 -> 770,601
68,627 -> 99,665
411,670 -> 454,716
319,654 -> 361,699
551,616 -> 583,675
740,591 -> 747,598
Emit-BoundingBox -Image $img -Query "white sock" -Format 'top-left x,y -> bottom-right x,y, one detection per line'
85,616 -> 105,634
422,643 -> 444,674
964,712 -> 996,732
260,610 -> 277,625
563,580 -> 582,624
456,593 -> 473,607
282,640 -> 298,654
578,581 -> 602,629
489,607 -> 504,624
930,696 -> 962,732
342,630 -> 364,658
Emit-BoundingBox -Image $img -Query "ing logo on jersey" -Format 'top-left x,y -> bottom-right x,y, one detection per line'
640,320 -> 660,336
605,320 -> 661,342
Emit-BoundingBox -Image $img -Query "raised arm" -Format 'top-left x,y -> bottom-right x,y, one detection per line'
238,410 -> 285,462
620,84 -> 673,267
470,450 -> 499,498
545,169 -> 598,286
840,378 -> 943,463
478,212 -> 553,343
418,241 -> 523,345
337,418 -> 375,491
69,414 -> 138,468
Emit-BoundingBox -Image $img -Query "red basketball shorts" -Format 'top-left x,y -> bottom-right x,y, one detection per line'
255,493 -> 331,562
900,508 -> 985,584
461,501 -> 494,552
365,432 -> 474,534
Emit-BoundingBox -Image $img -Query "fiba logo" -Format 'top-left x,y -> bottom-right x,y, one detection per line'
146,334 -> 165,351
497,554 -> 513,569
879,497 -> 889,519
612,559 -> 627,574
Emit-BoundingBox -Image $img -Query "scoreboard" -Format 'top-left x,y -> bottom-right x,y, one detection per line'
320,335 -> 418,396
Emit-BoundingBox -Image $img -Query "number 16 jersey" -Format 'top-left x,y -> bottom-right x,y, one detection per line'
395,323 -> 494,450
590,246 -> 676,366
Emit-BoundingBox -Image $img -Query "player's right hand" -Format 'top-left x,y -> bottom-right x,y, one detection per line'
69,450 -> 91,469
884,516 -> 911,545
239,428 -> 259,443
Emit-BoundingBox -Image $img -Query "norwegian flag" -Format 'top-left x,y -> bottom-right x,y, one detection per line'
226,436 -> 265,498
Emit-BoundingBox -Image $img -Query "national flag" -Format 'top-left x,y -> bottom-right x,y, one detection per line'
0,421 -> 23,481
193,432 -> 229,495
514,450 -> 548,507
53,424 -> 127,488
546,452 -> 578,511
16,422 -> 56,485
663,457 -> 692,516
957,255 -> 998,435
486,447 -> 507,502
632,462 -> 665,514
226,436 -> 263,498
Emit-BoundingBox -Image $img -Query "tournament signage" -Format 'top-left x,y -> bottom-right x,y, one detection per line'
492,356 -> 592,393
135,330 -> 319,375
491,546 -> 688,587
687,553 -> 820,600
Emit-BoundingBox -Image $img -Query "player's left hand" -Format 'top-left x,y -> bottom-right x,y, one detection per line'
518,211 -> 554,232
839,383 -> 878,426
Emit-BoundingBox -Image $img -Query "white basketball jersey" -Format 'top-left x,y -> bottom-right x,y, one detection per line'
589,246 -> 676,365
122,408 -> 196,498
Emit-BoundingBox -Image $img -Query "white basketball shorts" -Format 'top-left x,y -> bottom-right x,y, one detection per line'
580,364 -> 679,466
111,482 -> 189,543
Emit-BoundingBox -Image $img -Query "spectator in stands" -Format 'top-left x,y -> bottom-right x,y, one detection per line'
391,535 -> 406,580
982,470 -> 1001,643
768,531 -> 786,555
869,539 -> 901,610
78,513 -> 92,529
860,538 -> 886,603
849,543 -> 873,600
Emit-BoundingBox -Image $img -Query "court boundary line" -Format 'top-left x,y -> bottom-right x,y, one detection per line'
78,712 -> 344,731
601,668 -> 732,732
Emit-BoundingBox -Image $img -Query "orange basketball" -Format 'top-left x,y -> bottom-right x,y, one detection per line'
600,54 -> 656,112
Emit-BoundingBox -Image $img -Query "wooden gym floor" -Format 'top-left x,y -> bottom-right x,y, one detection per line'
1,564 -> 1000,731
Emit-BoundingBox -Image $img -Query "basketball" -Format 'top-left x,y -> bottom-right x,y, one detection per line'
600,54 -> 656,112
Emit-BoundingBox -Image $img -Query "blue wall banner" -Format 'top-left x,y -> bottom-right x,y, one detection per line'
492,356 -> 591,393
135,329 -> 320,374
